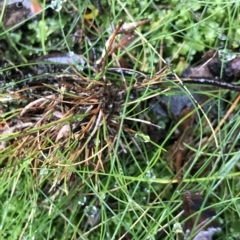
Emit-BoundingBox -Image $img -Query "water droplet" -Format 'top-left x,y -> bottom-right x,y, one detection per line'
218,33 -> 226,41
84,205 -> 99,217
39,168 -> 48,175
78,196 -> 87,206
145,169 -> 156,179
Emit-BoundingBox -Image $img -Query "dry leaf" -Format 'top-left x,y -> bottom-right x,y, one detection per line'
182,193 -> 221,240
56,124 -> 71,142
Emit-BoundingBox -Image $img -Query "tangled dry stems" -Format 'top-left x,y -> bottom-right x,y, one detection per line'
0,68 -> 166,193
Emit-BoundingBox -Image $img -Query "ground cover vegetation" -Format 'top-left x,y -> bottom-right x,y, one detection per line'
0,0 -> 240,239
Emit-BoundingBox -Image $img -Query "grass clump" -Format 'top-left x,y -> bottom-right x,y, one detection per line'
0,0 -> 240,239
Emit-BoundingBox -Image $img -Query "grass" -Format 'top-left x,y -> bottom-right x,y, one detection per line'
0,0 -> 240,239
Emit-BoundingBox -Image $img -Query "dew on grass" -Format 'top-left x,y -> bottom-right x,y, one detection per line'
218,33 -> 227,41
218,49 -> 236,62
144,187 -> 150,193
84,205 -> 101,226
50,0 -> 65,12
84,205 -> 99,217
39,168 -> 48,175
78,196 -> 87,206
145,169 -> 156,180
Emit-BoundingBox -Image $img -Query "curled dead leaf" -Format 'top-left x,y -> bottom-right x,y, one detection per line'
182,193 -> 221,240
56,124 -> 71,142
